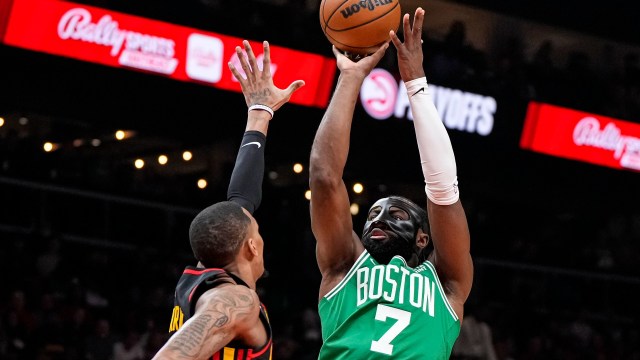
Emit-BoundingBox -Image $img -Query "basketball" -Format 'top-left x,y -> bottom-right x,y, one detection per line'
320,0 -> 401,56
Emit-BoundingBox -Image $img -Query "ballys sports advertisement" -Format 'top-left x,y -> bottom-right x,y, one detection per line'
0,0 -> 336,108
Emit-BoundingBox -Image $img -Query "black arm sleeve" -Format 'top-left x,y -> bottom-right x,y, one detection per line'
227,130 -> 266,214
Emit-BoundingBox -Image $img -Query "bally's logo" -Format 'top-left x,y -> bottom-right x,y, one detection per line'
57,8 -> 178,75
341,0 -> 394,18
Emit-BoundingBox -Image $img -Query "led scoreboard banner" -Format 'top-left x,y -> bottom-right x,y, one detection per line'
0,0 -> 337,108
521,102 -> 640,172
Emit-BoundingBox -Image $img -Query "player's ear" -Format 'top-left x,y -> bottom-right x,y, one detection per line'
416,230 -> 429,249
245,237 -> 260,257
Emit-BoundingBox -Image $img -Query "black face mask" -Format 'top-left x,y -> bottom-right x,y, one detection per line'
361,197 -> 426,264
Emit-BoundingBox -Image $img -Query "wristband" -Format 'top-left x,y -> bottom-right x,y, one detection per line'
248,104 -> 274,119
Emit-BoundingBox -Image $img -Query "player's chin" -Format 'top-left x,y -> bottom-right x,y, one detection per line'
258,266 -> 267,279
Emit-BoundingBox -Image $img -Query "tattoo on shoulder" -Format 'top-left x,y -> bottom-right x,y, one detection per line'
167,287 -> 258,358
212,287 -> 257,321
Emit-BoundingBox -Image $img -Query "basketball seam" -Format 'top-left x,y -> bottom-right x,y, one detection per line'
325,1 -> 400,32
325,0 -> 352,30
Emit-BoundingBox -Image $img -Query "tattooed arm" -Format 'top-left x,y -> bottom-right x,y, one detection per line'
152,285 -> 262,360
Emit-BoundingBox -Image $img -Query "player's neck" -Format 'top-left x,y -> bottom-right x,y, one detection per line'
224,263 -> 257,290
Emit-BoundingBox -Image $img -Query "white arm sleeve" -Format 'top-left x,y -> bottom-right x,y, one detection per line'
406,77 -> 459,205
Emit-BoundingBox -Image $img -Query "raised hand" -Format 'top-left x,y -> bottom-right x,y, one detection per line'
229,40 -> 305,113
390,7 -> 426,82
333,43 -> 389,80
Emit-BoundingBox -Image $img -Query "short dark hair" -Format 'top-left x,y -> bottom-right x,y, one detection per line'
189,201 -> 250,268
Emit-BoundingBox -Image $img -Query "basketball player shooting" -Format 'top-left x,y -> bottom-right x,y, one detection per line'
309,8 -> 473,359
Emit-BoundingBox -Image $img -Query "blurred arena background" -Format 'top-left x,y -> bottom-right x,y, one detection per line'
1,0 -> 639,359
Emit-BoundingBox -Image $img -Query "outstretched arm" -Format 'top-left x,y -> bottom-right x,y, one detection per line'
309,45 -> 388,292
226,40 -> 305,213
391,9 -> 473,319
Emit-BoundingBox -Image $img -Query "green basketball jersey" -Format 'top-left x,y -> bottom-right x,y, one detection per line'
318,251 -> 460,360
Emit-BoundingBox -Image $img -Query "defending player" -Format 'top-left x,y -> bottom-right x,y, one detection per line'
152,40 -> 304,360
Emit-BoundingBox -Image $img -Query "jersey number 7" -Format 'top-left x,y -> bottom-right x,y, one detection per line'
370,304 -> 411,355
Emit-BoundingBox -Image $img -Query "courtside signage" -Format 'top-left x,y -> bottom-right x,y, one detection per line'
0,0 -> 336,108
360,68 -> 497,136
520,102 -> 640,171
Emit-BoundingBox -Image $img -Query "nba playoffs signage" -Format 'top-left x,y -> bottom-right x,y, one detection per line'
520,102 -> 640,172
360,68 -> 497,136
0,0 -> 336,108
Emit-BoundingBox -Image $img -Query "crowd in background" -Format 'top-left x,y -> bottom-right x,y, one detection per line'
1,174 -> 639,359
1,196 -> 639,359
2,0 -> 640,359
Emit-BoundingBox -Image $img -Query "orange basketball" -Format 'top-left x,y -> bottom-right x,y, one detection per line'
320,0 -> 401,56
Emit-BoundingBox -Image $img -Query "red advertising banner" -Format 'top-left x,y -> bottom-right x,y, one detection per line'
0,0 -> 13,40
0,0 -> 336,108
520,102 -> 640,172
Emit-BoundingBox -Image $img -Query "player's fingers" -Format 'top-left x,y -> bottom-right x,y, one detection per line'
285,80 -> 306,97
228,62 -> 246,85
262,41 -> 272,79
370,41 -> 389,62
236,46 -> 252,80
413,7 -> 425,39
243,40 -> 258,79
331,45 -> 343,60
402,13 -> 412,45
389,30 -> 402,49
